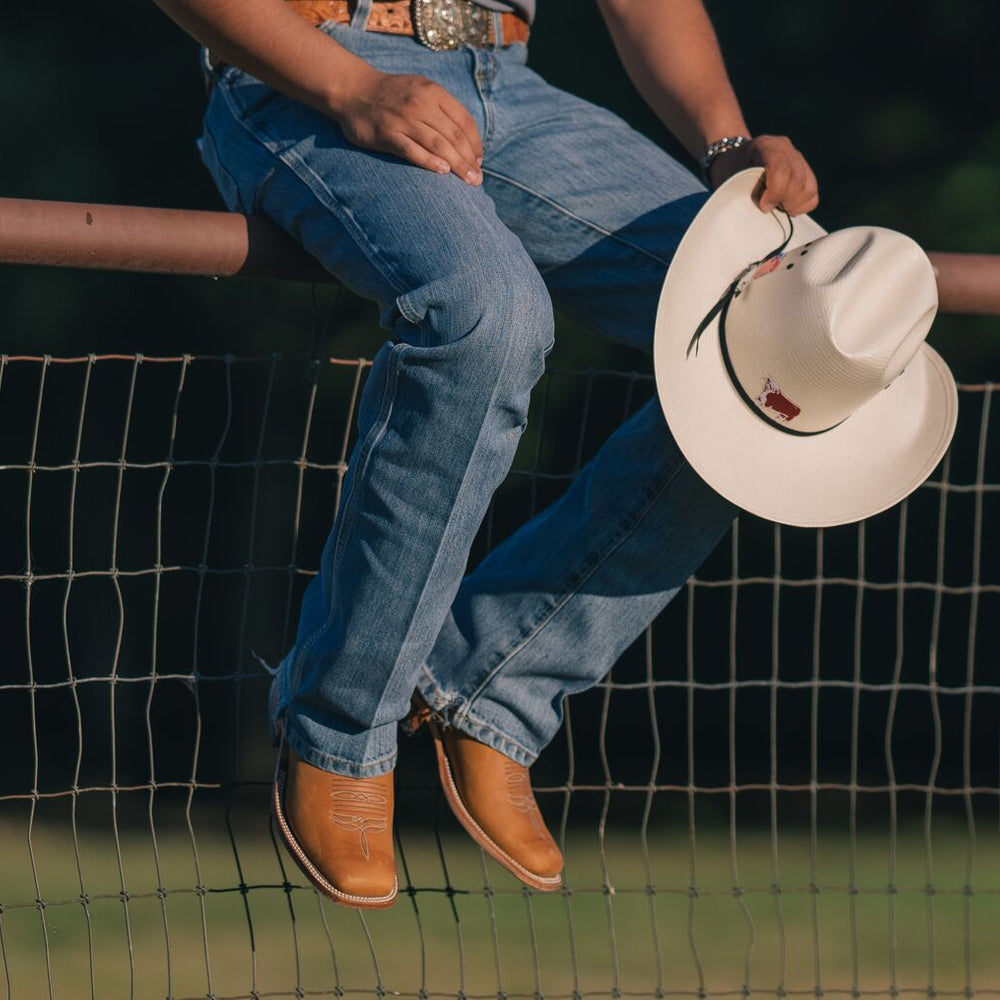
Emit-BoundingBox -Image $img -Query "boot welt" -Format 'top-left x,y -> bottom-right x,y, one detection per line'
426,720 -> 563,892
271,740 -> 399,909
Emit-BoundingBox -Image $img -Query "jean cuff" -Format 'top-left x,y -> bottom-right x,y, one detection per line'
282,712 -> 398,779
415,666 -> 538,768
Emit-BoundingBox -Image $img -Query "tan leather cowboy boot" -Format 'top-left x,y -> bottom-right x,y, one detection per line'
406,697 -> 563,891
272,742 -> 398,909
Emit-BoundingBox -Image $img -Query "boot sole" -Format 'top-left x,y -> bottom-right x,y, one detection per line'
426,719 -> 563,892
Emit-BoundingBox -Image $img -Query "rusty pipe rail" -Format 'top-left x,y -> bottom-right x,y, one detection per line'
927,252 -> 1000,316
1,196 -> 999,315
0,197 -> 332,284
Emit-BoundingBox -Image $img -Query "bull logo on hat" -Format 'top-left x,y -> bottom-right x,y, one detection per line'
757,377 -> 801,423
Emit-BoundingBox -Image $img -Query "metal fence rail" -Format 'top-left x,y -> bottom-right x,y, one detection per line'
1,196 -> 1000,315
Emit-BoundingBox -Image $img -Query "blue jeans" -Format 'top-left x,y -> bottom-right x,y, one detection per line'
198,6 -> 736,778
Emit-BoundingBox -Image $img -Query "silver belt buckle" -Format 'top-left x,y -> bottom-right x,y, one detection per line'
412,0 -> 493,50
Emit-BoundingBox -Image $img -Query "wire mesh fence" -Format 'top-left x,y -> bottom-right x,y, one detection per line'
0,350 -> 996,1000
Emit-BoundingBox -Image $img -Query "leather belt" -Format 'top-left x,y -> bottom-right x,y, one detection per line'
205,0 -> 528,94
285,0 -> 530,48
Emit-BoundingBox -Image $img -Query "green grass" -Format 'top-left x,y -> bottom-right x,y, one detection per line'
1,799 -> 998,1000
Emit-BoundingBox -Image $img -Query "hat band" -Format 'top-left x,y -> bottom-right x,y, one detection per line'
686,211 -> 796,361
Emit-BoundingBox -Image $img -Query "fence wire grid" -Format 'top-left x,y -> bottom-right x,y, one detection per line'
0,350 -> 997,1000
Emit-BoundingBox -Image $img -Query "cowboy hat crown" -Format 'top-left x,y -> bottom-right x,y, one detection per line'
724,227 -> 939,435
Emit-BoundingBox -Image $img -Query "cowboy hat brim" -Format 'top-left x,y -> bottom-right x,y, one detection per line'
653,168 -> 958,527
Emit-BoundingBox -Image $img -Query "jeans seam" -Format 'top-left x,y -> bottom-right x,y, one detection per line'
364,305 -> 528,730
456,707 -> 536,760
471,49 -> 495,147
279,143 -> 410,296
200,120 -> 249,215
456,455 -> 688,724
416,667 -> 536,761
482,167 -> 672,270
218,83 -> 411,299
290,342 -> 408,682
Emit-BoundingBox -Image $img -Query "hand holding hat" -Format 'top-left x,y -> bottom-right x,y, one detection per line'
653,168 -> 958,527
707,135 -> 819,217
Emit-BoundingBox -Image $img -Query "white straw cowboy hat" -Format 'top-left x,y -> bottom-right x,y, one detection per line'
653,167 -> 958,527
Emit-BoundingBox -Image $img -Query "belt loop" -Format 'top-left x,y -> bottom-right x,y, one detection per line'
350,0 -> 374,30
489,10 -> 503,48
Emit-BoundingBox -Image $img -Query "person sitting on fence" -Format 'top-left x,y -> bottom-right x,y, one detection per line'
153,0 -> 818,908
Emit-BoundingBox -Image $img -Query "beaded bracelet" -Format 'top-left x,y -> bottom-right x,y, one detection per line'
698,135 -> 750,185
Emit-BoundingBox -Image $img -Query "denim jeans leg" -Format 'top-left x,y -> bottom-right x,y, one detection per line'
417,51 -> 737,762
201,44 -> 554,777
418,398 -> 735,764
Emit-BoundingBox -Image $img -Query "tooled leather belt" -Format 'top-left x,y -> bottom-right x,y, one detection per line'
286,0 -> 529,49
204,0 -> 528,94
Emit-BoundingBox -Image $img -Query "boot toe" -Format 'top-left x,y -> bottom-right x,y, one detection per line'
436,727 -> 564,890
520,835 -> 564,880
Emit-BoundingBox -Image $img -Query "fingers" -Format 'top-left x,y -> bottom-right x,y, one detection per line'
409,119 -> 482,184
437,95 -> 484,166
392,76 -> 481,183
342,72 -> 485,184
757,154 -> 791,214
752,135 -> 820,216
389,132 -> 453,176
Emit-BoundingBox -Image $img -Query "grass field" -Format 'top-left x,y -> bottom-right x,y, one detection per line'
1,798 -> 998,1000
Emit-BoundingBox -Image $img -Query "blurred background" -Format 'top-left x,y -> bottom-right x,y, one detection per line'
0,0 -> 998,373
0,2 -> 997,998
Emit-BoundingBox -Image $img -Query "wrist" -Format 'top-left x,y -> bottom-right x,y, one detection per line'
688,110 -> 751,157
699,133 -> 751,186
312,51 -> 379,120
